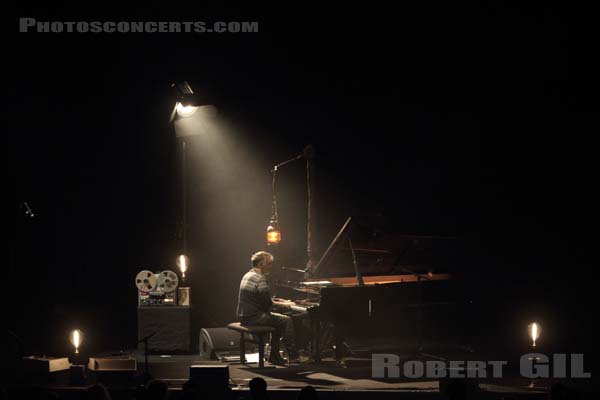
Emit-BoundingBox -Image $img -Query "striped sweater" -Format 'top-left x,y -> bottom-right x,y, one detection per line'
236,268 -> 273,318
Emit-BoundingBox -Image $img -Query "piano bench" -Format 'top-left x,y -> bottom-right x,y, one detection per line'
227,323 -> 275,368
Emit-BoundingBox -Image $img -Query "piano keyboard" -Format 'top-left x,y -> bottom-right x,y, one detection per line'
272,297 -> 316,314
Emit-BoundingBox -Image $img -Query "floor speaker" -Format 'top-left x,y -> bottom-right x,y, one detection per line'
88,357 -> 137,371
22,357 -> 71,384
88,357 -> 137,384
199,327 -> 248,359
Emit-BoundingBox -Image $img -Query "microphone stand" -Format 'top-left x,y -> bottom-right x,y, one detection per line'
348,238 -> 364,287
270,145 -> 317,268
137,331 -> 157,383
271,154 -> 303,173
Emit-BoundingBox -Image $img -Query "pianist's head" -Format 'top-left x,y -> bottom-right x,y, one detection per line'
251,251 -> 274,275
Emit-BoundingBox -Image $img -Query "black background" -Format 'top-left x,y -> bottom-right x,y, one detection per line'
5,2 -> 598,372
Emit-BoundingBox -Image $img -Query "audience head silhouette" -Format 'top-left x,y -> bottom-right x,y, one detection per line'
249,377 -> 268,399
88,383 -> 112,400
298,385 -> 319,400
145,379 -> 168,400
445,379 -> 467,400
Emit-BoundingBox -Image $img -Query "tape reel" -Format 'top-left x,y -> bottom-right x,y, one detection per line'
135,270 -> 157,292
157,270 -> 179,293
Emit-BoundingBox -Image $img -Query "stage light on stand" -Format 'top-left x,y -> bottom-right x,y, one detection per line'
169,80 -> 217,268
528,322 -> 541,348
170,81 -> 216,308
527,322 -> 542,389
70,329 -> 84,354
267,218 -> 281,245
69,329 -> 86,385
176,255 -> 191,307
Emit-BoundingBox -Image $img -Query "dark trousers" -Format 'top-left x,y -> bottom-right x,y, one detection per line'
241,312 -> 296,356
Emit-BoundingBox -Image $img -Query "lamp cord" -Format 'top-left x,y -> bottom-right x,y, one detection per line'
271,168 -> 279,221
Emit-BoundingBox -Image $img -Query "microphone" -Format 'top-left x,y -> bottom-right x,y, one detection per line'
23,202 -> 35,218
280,266 -> 305,273
303,145 -> 315,159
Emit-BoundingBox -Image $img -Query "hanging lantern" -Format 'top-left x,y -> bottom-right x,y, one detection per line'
267,218 -> 281,245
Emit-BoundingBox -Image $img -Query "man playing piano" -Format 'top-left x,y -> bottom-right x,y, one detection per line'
236,251 -> 298,365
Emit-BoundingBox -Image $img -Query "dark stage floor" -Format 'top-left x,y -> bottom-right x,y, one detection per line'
133,351 -> 554,398
11,350 -> 599,399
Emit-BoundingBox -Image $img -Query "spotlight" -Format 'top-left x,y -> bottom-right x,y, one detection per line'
176,254 -> 189,280
528,322 -> 541,348
267,218 -> 281,245
176,102 -> 198,117
170,81 -> 215,122
70,329 -> 84,354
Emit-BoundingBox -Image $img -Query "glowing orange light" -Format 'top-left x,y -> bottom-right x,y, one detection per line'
267,221 -> 281,245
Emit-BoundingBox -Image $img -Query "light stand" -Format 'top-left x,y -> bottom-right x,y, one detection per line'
267,163 -> 284,246
177,255 -> 191,306
305,145 -> 317,269
266,145 -> 316,269
170,80 -> 216,253
267,152 -> 303,246
527,322 -> 542,388
170,81 -> 216,311
181,139 -> 188,255
527,351 -> 542,388
69,329 -> 86,385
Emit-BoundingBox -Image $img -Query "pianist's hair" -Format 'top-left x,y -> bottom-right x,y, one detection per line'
251,251 -> 274,267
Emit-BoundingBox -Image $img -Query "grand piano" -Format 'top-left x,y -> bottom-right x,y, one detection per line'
273,216 -> 466,364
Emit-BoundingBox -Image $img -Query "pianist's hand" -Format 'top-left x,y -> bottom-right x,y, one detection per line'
272,297 -> 295,306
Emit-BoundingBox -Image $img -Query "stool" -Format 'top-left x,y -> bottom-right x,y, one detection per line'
227,323 -> 275,368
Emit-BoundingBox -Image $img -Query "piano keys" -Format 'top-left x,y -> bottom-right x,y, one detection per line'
271,297 -> 315,314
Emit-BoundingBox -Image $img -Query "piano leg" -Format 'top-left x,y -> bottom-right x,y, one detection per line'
240,332 -> 246,365
334,325 -> 345,368
311,317 -> 321,364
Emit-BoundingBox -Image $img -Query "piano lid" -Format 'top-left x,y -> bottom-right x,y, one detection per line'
306,216 -> 456,279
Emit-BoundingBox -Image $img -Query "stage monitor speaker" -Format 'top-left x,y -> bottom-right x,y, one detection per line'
88,356 -> 137,384
23,356 -> 70,373
189,365 -> 229,388
199,327 -> 245,360
88,357 -> 137,371
22,356 -> 71,384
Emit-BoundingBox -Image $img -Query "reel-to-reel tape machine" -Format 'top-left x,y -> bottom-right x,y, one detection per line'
135,270 -> 179,306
